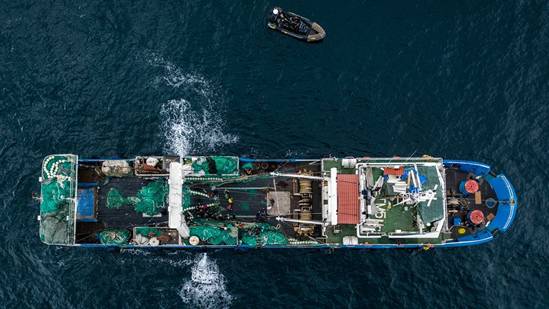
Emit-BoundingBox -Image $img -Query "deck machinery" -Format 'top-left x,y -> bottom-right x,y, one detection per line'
38,154 -> 517,249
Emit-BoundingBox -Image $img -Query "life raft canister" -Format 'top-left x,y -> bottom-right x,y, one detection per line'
464,179 -> 479,194
459,179 -> 479,196
469,209 -> 485,225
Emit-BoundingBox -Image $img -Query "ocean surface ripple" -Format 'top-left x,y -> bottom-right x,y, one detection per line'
0,0 -> 547,307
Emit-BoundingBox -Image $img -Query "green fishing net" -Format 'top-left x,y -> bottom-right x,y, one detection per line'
241,223 -> 288,246
190,225 -> 237,245
259,230 -> 288,245
241,162 -> 254,170
134,180 -> 168,216
105,181 -> 167,215
191,156 -> 238,176
213,157 -> 237,175
106,188 -> 132,209
98,228 -> 130,245
192,158 -> 210,174
40,180 -> 72,214
241,234 -> 257,246
39,155 -> 77,245
135,227 -> 162,237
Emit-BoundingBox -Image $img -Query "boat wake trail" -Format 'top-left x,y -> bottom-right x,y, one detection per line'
160,98 -> 238,157
146,51 -> 238,156
144,52 -> 235,305
179,254 -> 233,308
145,51 -> 211,90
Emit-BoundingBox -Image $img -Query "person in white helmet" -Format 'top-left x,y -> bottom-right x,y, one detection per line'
272,7 -> 286,24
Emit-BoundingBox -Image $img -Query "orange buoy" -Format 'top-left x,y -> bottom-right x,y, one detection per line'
469,210 -> 485,225
464,179 -> 479,194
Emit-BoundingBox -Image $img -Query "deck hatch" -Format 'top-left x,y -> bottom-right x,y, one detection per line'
337,174 -> 360,225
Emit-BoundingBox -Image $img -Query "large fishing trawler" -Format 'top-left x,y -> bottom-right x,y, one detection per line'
37,154 -> 517,249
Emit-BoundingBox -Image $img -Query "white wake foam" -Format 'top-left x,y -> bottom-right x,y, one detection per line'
146,52 -> 211,90
160,98 -> 238,156
179,254 -> 233,308
147,51 -> 238,156
143,52 -> 235,306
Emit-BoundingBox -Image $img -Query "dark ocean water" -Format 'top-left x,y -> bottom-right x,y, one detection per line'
1,0 -> 548,307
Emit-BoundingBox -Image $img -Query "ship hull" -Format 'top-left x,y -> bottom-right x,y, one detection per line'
38,155 -> 517,249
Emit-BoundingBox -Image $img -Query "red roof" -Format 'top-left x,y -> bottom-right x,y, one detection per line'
383,166 -> 404,176
337,174 -> 360,225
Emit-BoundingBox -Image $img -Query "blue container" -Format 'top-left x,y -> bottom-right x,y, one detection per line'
459,180 -> 469,196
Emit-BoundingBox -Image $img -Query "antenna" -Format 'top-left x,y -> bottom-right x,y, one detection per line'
404,150 -> 417,162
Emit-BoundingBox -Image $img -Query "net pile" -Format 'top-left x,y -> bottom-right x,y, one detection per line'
41,180 -> 72,214
105,181 -> 168,216
39,155 -> 77,245
240,223 -> 288,246
190,225 -> 237,245
106,188 -> 137,209
99,228 -> 130,245
191,156 -> 238,176
134,181 -> 168,215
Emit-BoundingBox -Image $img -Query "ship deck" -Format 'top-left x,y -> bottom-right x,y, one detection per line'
444,167 -> 498,238
74,159 -> 325,245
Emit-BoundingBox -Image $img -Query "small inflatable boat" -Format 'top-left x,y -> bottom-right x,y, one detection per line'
267,7 -> 326,42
